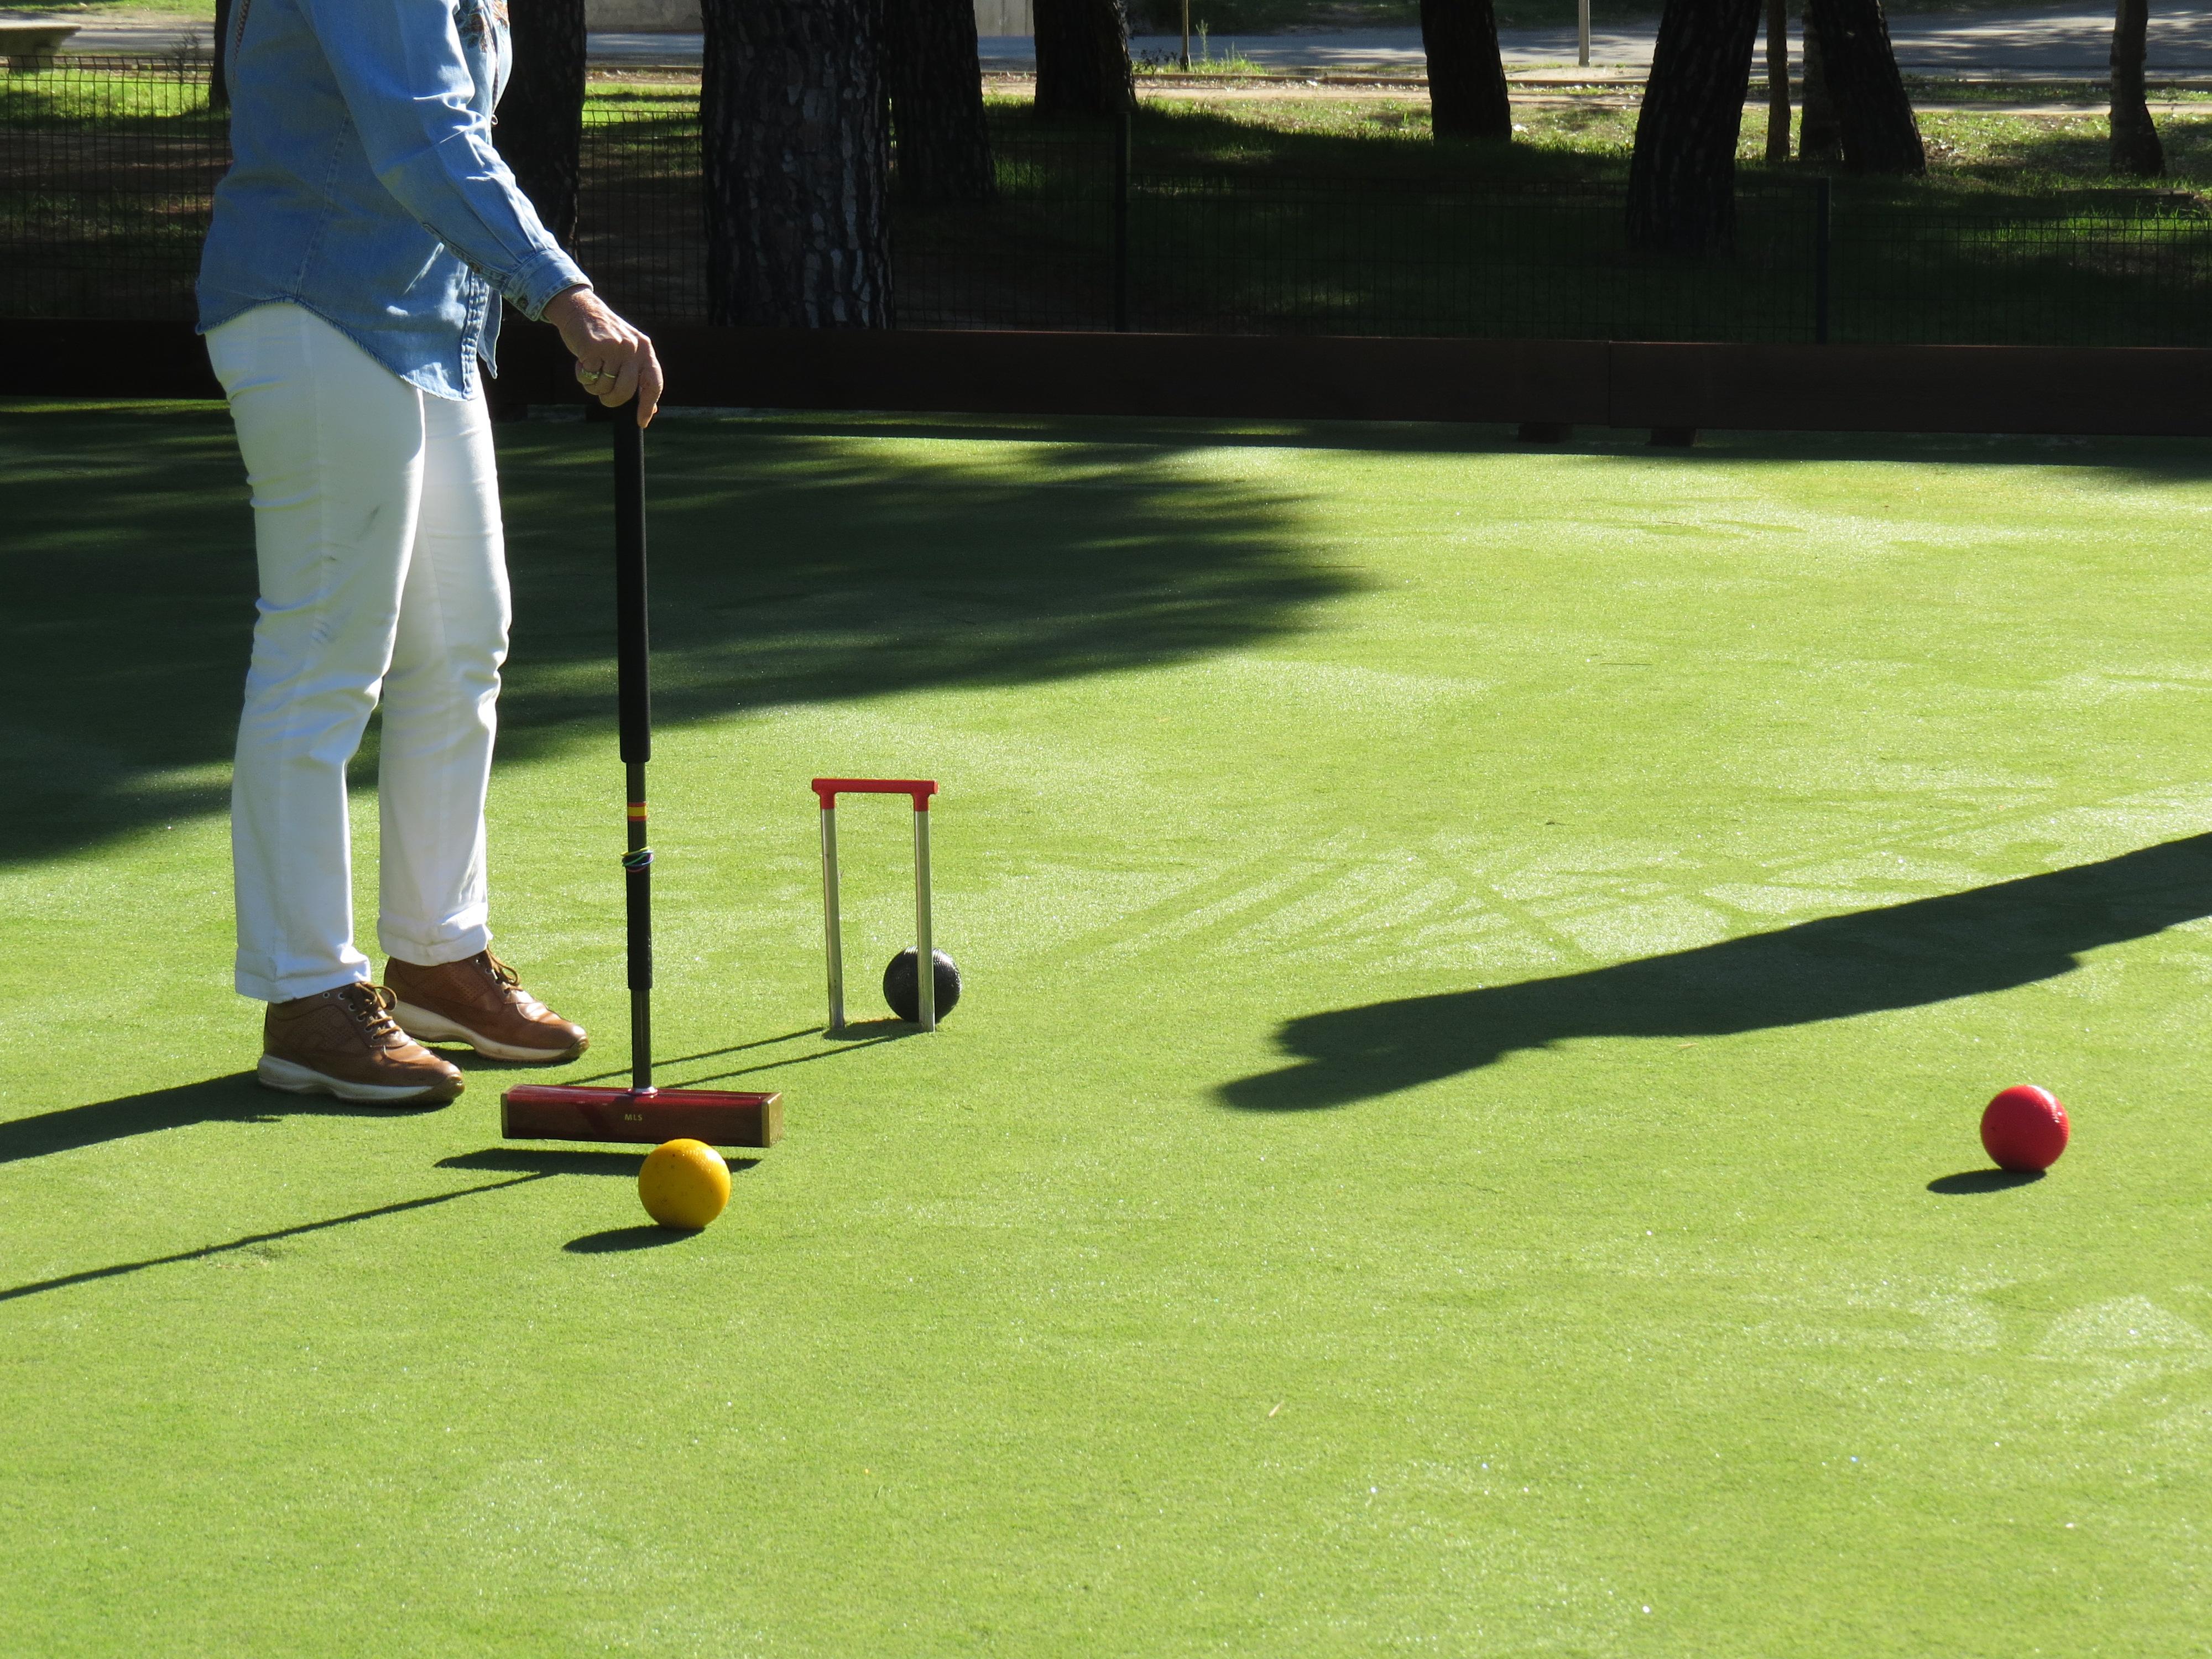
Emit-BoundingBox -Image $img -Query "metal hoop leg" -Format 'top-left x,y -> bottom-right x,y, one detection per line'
820,806 -> 844,1032
914,806 -> 935,1033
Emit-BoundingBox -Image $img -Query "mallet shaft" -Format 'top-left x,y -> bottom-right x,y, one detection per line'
613,420 -> 650,767
615,419 -> 654,1093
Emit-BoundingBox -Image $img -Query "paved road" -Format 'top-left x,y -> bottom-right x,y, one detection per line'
3,12 -> 205,50
1098,9 -> 2212,73
611,9 -> 2212,72
22,6 -> 2212,73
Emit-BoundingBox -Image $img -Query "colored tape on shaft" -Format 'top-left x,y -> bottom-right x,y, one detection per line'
622,848 -> 655,870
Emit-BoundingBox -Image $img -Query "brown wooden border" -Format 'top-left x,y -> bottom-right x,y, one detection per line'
8,319 -> 2209,437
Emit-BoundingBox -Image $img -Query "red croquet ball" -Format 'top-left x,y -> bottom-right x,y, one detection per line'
1980,1085 -> 2069,1172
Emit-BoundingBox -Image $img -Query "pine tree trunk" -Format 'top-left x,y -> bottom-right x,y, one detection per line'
1421,0 -> 1512,140
1811,0 -> 1923,173
888,0 -> 998,201
1764,0 -> 1791,161
1035,0 -> 1132,118
1627,0 -> 1764,255
493,0 -> 588,247
1799,7 -> 1843,162
701,0 -> 893,328
2110,0 -> 2165,176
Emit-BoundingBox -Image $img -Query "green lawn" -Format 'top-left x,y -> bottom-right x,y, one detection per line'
3,399 -> 2210,1655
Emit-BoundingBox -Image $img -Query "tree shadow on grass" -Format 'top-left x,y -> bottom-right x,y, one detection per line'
18,406 -> 2212,875
1220,832 -> 2212,1111
0,404 -> 1349,866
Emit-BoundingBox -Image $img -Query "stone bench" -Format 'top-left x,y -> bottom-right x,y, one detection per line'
581,0 -> 1031,31
1,22 -> 79,69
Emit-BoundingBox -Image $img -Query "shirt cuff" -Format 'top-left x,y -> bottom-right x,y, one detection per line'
508,247 -> 591,321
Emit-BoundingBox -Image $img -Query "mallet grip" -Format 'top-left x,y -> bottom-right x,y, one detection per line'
811,778 -> 938,811
613,418 -> 650,766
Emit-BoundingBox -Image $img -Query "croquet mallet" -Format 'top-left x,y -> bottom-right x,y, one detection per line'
500,418 -> 781,1149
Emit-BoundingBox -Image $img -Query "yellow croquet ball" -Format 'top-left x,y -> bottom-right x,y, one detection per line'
638,1138 -> 731,1230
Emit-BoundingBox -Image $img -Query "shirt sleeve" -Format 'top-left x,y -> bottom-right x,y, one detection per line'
298,0 -> 588,320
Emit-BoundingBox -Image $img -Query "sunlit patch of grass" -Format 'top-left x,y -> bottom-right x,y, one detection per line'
1018,88 -> 2212,197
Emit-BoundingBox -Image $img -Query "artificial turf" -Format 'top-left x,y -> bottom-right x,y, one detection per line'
3,398 -> 2209,1655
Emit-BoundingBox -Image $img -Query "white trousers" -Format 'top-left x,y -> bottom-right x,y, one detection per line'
209,303 -> 512,1003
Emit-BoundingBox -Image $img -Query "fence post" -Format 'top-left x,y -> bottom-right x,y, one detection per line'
1113,111 -> 1132,333
1813,175 -> 1832,345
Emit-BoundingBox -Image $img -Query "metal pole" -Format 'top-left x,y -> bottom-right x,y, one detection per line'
914,805 -> 936,1032
820,805 -> 844,1032
613,418 -> 654,1095
1765,0 -> 1791,163
1813,175 -> 1832,345
1180,0 -> 1190,70
1578,0 -> 1590,67
1112,111 -> 1131,333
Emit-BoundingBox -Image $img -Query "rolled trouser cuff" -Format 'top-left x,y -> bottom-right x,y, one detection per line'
376,922 -> 493,968
236,964 -> 372,1005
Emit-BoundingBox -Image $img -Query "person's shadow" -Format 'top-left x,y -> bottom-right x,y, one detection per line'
0,1071 -> 443,1166
1220,833 -> 2212,1112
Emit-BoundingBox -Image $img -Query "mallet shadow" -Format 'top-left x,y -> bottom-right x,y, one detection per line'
437,1147 -> 763,1177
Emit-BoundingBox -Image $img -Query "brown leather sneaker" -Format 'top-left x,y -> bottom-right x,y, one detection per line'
383,951 -> 588,1063
258,982 -> 466,1105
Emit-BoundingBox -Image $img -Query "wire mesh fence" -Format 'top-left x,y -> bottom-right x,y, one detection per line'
8,56 -> 2212,347
1833,194 -> 2212,346
891,156 -> 1828,340
573,76 -> 706,324
0,56 -> 228,320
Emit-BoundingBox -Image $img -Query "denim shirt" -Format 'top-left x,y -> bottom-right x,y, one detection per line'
197,0 -> 587,400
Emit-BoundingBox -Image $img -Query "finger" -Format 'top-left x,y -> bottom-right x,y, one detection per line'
635,346 -> 664,427
604,347 -> 643,410
581,333 -> 630,399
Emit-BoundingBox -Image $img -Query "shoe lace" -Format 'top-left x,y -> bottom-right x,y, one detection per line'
481,952 -> 521,989
338,981 -> 405,1043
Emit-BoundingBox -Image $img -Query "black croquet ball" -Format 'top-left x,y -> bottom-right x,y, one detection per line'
883,947 -> 962,1023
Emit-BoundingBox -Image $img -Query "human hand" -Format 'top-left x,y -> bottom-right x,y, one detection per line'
544,286 -> 662,425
